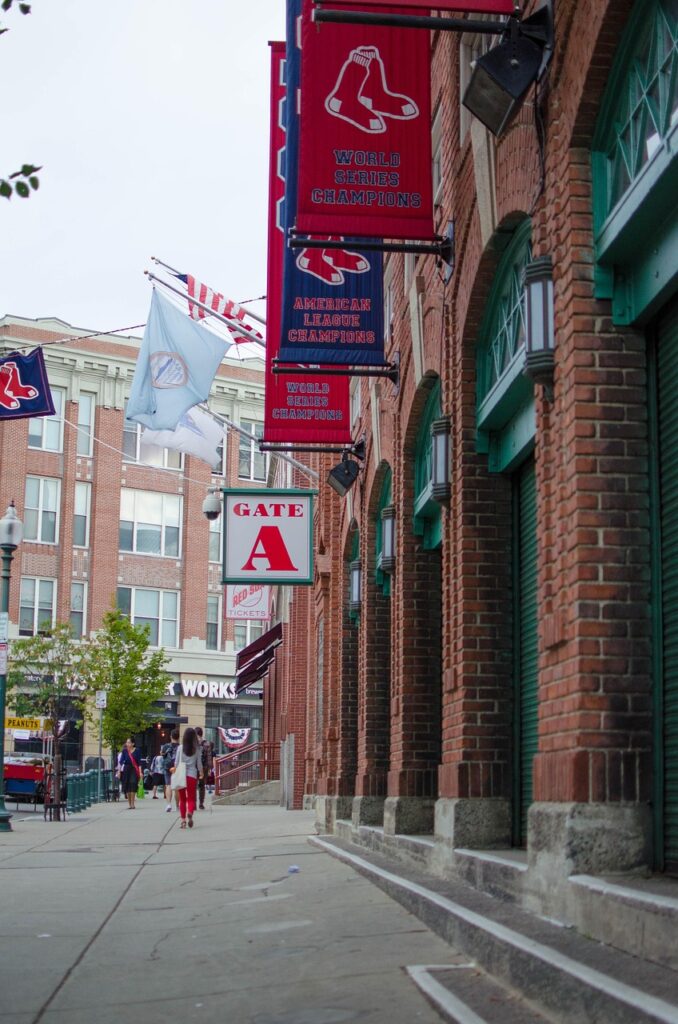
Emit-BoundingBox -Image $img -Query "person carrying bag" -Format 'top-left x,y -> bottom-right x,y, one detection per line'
170,728 -> 203,829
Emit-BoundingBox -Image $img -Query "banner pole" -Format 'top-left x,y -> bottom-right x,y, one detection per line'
205,407 -> 320,482
144,271 -> 267,349
312,8 -> 510,33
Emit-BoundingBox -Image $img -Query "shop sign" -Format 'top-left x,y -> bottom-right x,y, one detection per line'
222,489 -> 314,586
225,584 -> 271,620
5,715 -> 44,731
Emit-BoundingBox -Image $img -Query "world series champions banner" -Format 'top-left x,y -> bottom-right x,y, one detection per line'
296,1 -> 433,240
280,0 -> 384,367
264,42 -> 351,444
319,0 -> 514,11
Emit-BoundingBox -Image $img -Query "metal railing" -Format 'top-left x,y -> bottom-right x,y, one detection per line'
214,743 -> 279,796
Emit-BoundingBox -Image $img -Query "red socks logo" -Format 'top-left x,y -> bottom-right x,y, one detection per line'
325,46 -> 419,134
296,236 -> 370,285
0,361 -> 39,411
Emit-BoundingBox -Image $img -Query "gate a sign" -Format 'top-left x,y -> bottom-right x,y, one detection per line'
222,488 -> 315,586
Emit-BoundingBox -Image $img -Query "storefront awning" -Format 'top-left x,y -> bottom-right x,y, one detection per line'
235,621 -> 283,694
235,621 -> 283,673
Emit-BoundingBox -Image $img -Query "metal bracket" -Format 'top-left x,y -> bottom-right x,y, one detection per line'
260,436 -> 366,458
272,359 -> 400,386
288,231 -> 454,271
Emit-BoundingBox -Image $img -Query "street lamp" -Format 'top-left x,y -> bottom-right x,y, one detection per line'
0,501 -> 23,833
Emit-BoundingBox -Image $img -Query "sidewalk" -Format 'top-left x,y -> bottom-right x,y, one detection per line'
0,799 -> 457,1024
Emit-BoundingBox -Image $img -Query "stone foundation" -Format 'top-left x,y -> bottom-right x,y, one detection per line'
383,796 -> 435,836
352,795 -> 386,827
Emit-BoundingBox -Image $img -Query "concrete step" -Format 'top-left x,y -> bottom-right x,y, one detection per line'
407,963 -> 554,1024
311,835 -> 678,1024
213,780 -> 280,805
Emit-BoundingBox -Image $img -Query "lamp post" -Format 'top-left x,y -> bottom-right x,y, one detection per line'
0,502 -> 23,833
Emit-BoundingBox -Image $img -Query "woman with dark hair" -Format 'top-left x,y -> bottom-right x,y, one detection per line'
119,738 -> 141,810
171,727 -> 203,829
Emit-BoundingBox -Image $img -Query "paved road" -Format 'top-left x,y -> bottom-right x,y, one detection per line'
0,799 -> 457,1024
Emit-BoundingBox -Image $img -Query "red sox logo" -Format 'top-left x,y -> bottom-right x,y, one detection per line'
325,45 -> 419,134
0,361 -> 39,411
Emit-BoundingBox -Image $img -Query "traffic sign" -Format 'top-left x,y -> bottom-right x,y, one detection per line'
95,690 -> 107,709
0,612 -> 8,643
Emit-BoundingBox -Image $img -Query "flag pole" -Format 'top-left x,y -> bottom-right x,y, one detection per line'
144,271 -> 267,350
150,257 -> 267,326
201,406 -> 319,482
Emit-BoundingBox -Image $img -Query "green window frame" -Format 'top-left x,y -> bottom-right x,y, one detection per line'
375,468 -> 393,596
413,379 -> 443,549
476,220 -> 535,473
592,0 -> 678,324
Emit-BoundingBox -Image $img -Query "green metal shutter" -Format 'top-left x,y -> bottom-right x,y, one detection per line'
657,297 -> 678,870
513,459 -> 539,845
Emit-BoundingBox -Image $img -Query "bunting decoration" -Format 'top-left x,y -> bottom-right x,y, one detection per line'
126,289 -> 229,432
296,0 -> 434,239
279,0 -> 384,366
0,348 -> 55,420
218,727 -> 252,748
264,41 -> 351,443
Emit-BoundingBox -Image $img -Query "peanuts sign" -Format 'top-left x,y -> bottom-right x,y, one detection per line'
221,488 -> 315,585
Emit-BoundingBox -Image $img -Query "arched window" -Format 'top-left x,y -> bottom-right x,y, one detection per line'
414,379 -> 443,549
592,0 -> 678,324
476,220 -> 535,473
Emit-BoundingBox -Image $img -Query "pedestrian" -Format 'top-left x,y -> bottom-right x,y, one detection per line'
119,738 -> 142,809
207,741 -> 216,794
171,726 -> 203,829
150,750 -> 165,799
162,729 -> 180,812
195,726 -> 212,810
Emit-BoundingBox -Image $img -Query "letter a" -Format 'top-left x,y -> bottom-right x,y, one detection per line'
241,526 -> 298,573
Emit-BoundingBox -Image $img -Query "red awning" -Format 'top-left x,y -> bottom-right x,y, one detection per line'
235,621 -> 283,673
235,621 -> 283,694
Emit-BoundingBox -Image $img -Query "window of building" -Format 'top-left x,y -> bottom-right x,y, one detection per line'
76,391 -> 95,456
459,21 -> 504,141
28,386 -> 65,452
24,476 -> 60,544
213,439 -> 227,478
73,481 -> 91,548
70,581 -> 86,638
206,594 -> 220,650
206,703 -> 262,754
238,420 -> 267,481
19,577 -> 56,636
384,261 -> 394,345
122,422 -> 183,470
208,514 -> 222,563
117,587 -> 179,647
234,619 -> 264,652
119,489 -> 182,557
350,379 -> 361,427
432,104 -> 444,207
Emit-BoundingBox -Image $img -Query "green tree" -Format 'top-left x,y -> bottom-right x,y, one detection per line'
80,608 -> 170,753
1,1 -> 42,199
8,621 -> 88,817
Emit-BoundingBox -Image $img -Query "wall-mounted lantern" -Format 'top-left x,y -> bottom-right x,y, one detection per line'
431,416 -> 451,502
523,255 -> 555,399
380,505 -> 396,574
349,559 -> 362,612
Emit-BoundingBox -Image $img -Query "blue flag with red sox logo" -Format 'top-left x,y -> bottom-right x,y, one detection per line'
126,289 -> 230,431
278,0 -> 384,367
0,348 -> 55,420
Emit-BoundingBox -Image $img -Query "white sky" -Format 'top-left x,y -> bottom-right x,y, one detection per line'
1,1 -> 286,336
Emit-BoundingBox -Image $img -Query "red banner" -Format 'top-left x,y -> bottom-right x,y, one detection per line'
296,2 -> 434,240
321,1 -> 514,10
264,43 -> 351,444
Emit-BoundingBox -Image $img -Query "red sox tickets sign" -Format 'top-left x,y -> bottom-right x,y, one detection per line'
222,489 -> 315,586
296,1 -> 434,240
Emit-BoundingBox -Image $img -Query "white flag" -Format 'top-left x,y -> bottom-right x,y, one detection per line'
140,406 -> 224,469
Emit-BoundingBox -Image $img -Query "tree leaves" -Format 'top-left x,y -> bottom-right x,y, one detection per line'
1,164 -> 42,199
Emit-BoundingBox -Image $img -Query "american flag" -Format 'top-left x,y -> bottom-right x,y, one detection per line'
174,273 -> 265,345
